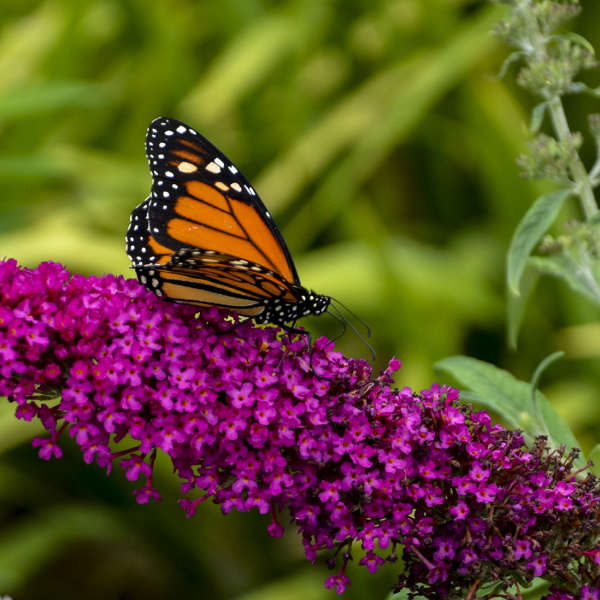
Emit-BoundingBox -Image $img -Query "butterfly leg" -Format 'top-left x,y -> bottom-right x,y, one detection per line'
280,322 -> 318,373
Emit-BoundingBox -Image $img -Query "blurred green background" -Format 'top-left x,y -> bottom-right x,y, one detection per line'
1,0 -> 599,598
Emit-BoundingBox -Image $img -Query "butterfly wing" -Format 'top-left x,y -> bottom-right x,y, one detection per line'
125,117 -> 310,319
146,248 -> 302,317
143,117 -> 299,284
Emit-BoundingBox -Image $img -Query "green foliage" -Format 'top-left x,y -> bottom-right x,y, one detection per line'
589,444 -> 600,475
1,0 -> 600,599
496,0 -> 600,328
507,188 -> 572,295
435,354 -> 583,463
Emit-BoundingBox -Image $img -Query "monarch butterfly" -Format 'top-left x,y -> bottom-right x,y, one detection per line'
126,117 -> 332,339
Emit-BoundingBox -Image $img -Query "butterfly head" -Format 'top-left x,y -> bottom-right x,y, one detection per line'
292,287 -> 331,320
305,290 -> 331,316
256,288 -> 330,328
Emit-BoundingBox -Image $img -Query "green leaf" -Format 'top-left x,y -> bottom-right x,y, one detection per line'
435,356 -> 584,466
494,50 -> 525,80
388,589 -> 420,600
583,85 -> 600,98
519,579 -> 550,599
507,265 -> 540,349
529,351 -> 564,428
555,32 -> 596,55
507,189 -> 572,295
528,254 -> 600,305
530,101 -> 547,133
589,444 -> 600,476
530,351 -> 564,405
569,82 -> 589,94
434,355 -> 535,429
389,578 -> 549,600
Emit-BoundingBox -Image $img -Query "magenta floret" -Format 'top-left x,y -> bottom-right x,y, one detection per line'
1,259 -> 599,599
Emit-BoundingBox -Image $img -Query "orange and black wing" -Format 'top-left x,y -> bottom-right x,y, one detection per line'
126,117 -> 311,318
141,117 -> 299,284
143,247 -> 303,318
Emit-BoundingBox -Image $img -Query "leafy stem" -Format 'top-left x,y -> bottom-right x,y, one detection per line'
504,0 -> 599,220
548,96 -> 598,220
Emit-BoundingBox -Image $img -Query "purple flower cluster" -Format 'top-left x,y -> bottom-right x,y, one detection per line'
1,259 -> 599,599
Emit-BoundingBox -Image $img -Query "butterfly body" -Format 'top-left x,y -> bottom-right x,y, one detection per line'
126,117 -> 331,329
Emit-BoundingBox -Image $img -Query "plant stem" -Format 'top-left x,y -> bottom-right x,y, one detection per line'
516,0 -> 599,220
548,96 -> 599,220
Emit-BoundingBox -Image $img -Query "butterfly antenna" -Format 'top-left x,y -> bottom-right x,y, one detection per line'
327,303 -> 376,362
330,297 -> 372,338
324,306 -> 347,342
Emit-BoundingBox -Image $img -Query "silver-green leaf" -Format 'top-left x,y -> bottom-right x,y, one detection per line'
507,189 -> 572,295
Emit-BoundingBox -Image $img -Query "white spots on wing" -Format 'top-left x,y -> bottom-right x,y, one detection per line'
177,161 -> 198,173
139,120 -> 296,315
